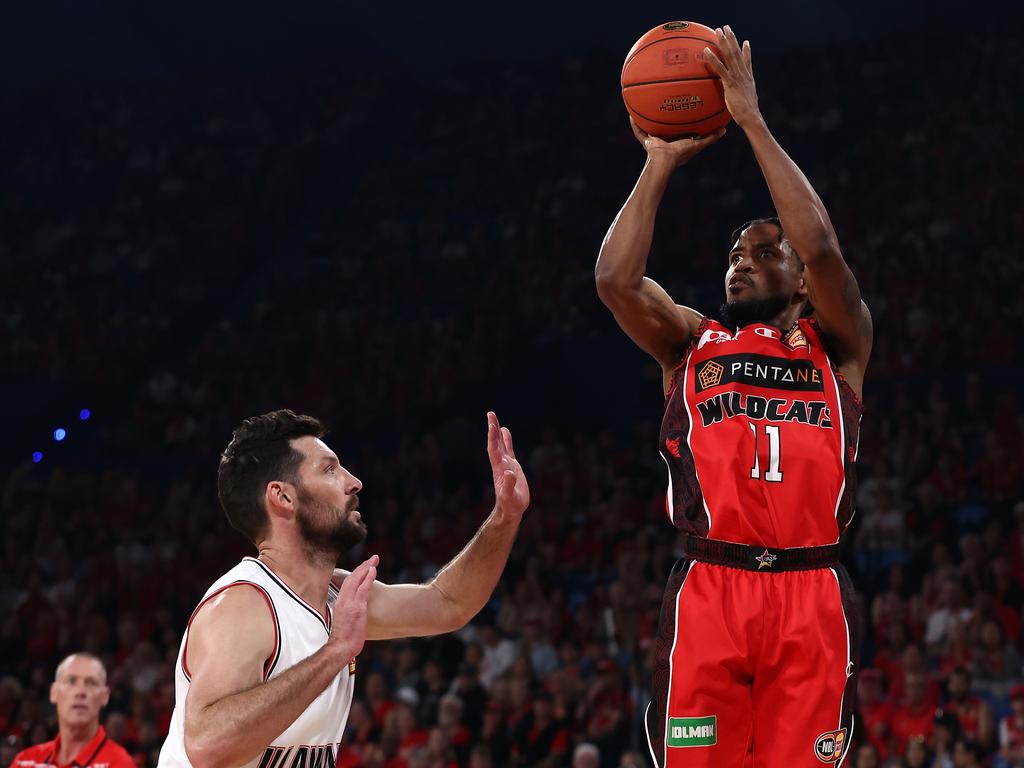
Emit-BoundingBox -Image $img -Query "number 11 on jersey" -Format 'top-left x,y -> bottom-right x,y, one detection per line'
748,423 -> 783,482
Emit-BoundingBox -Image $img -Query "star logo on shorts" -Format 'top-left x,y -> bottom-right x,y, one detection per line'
755,550 -> 778,569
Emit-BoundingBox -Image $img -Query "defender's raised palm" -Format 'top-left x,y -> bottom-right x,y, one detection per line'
486,411 -> 529,525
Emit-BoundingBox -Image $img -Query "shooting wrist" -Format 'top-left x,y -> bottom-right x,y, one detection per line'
738,112 -> 769,137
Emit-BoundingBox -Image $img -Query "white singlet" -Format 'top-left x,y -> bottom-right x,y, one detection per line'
158,557 -> 353,768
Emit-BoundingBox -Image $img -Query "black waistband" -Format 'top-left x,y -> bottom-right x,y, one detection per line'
683,535 -> 840,572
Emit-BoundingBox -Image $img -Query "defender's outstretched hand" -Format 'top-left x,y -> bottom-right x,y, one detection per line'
630,117 -> 725,168
486,412 -> 529,525
329,554 -> 378,660
703,25 -> 762,129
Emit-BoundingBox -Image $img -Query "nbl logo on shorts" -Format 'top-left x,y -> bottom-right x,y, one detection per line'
814,728 -> 847,763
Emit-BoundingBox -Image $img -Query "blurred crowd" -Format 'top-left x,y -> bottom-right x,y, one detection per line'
2,11 -> 1023,768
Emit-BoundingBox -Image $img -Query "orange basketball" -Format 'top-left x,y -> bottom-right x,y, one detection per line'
621,21 -> 731,139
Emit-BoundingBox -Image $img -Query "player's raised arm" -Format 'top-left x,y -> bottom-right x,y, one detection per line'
595,121 -> 723,375
181,556 -> 377,768
704,26 -> 872,393
333,411 -> 528,640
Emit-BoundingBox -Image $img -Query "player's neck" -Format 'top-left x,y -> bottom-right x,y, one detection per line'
764,305 -> 803,333
57,721 -> 98,763
257,543 -> 335,608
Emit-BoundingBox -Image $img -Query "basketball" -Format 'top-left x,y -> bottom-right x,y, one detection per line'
621,21 -> 731,139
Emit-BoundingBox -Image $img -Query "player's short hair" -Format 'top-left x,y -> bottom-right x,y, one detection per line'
218,409 -> 326,544
730,217 -> 784,247
54,652 -> 107,684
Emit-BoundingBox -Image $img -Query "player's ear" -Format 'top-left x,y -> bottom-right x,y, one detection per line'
50,682 -> 59,705
100,685 -> 110,708
266,481 -> 297,518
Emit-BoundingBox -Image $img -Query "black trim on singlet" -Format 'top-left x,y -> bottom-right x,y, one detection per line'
245,557 -> 331,635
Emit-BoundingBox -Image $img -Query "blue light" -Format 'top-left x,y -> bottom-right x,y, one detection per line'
54,428 -> 67,442
79,409 -> 91,421
32,451 -> 43,463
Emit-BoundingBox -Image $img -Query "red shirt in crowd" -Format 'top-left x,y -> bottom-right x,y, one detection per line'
944,695 -> 985,741
861,700 -> 892,761
10,726 -> 134,768
888,703 -> 936,753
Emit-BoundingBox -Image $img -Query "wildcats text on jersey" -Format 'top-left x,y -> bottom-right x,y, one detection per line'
695,392 -> 833,429
257,744 -> 342,768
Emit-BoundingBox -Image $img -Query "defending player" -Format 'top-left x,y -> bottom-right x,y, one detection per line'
157,409 -> 528,768
595,26 -> 872,768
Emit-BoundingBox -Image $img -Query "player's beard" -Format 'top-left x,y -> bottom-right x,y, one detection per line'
719,294 -> 791,329
295,487 -> 367,566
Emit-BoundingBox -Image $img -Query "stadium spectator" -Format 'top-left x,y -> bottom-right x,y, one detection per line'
897,736 -> 930,768
854,743 -> 882,768
889,671 -> 938,755
8,654 -> 133,768
1000,685 -> 1024,767
571,742 -> 600,768
943,667 -> 994,750
859,668 -> 892,760
952,739 -> 983,768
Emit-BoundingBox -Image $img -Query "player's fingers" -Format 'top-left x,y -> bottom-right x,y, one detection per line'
742,40 -> 753,75
695,128 -> 726,146
486,411 -> 503,463
341,555 -> 378,596
354,567 -> 376,601
723,25 -> 742,60
351,555 -> 378,578
713,27 -> 733,64
342,564 -> 377,610
498,470 -> 516,498
702,46 -> 726,78
500,426 -> 516,459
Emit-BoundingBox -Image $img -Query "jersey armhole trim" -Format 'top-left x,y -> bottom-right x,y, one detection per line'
666,317 -> 711,400
181,581 -> 281,684
804,317 -> 864,413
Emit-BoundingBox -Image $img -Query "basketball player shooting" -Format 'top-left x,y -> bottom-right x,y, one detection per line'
158,410 -> 528,768
595,26 -> 872,768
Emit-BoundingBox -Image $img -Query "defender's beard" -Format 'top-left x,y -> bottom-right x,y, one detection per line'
719,294 -> 791,329
295,489 -> 367,566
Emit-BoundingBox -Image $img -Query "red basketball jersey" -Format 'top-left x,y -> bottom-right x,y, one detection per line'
660,317 -> 862,548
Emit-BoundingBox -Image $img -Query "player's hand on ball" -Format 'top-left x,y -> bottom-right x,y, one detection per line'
630,117 -> 725,168
329,554 -> 378,660
486,411 -> 530,525
703,25 -> 761,128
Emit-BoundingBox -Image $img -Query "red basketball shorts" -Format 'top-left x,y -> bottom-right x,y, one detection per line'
645,560 -> 861,767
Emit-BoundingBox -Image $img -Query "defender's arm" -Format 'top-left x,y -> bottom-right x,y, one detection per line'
335,412 -> 528,640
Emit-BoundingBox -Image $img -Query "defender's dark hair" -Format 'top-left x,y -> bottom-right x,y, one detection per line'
217,409 -> 326,544
730,217 -> 815,317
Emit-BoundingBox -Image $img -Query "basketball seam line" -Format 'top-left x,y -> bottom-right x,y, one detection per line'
622,75 -> 718,89
624,104 -> 729,127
